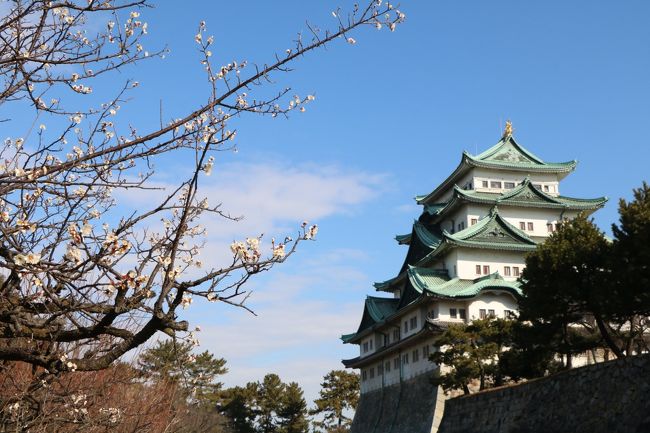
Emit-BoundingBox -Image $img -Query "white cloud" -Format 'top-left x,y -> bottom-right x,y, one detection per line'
115,159 -> 386,403
195,262 -> 365,404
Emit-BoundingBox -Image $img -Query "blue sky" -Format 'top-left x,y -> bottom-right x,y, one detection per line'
9,0 -> 650,404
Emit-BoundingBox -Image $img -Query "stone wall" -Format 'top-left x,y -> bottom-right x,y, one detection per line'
350,373 -> 445,433
437,354 -> 650,433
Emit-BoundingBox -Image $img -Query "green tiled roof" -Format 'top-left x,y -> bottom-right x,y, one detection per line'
417,207 -> 537,266
356,296 -> 400,334
343,269 -> 522,343
455,178 -> 607,210
408,266 -> 523,299
416,134 -> 577,205
395,233 -> 412,245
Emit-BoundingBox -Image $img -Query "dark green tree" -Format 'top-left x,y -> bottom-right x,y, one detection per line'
518,214 -> 617,360
257,374 -> 285,433
610,182 -> 650,354
311,369 -> 360,432
221,383 -> 260,433
431,318 -> 516,394
278,382 -> 309,433
138,339 -> 228,404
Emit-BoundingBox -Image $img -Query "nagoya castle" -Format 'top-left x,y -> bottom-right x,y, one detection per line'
341,122 -> 607,433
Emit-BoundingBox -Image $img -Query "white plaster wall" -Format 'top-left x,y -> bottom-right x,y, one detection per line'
360,335 -> 376,358
467,292 -> 519,320
442,203 -> 582,240
438,171 -> 474,203
456,249 -> 526,281
471,167 -> 560,195
435,300 -> 470,323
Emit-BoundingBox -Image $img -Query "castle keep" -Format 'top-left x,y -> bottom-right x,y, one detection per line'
341,124 -> 606,432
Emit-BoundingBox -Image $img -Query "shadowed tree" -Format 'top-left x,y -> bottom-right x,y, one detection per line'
311,370 -> 359,432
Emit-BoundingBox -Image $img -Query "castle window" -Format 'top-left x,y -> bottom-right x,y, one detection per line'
369,367 -> 375,379
403,320 -> 408,333
504,181 -> 515,189
413,349 -> 420,362
504,266 -> 511,276
527,222 -> 534,231
519,221 -> 526,230
458,222 -> 465,231
450,308 -> 457,319
454,265 -> 457,276
505,310 -> 516,319
482,180 -> 488,188
369,339 -> 373,350
378,364 -> 384,375
544,185 -> 550,192
459,308 -> 467,320
423,345 -> 430,357
483,265 -> 490,275
428,309 -> 437,320
471,218 -> 478,225
363,342 -> 368,353
393,329 -> 400,341
402,353 -> 409,365
513,267 -> 520,277
547,223 -> 555,233
533,183 -> 542,190
488,309 -> 496,318
385,361 -> 391,372
410,317 -> 418,330
479,309 -> 487,319
475,265 -> 481,275
490,181 -> 502,188
394,357 -> 400,370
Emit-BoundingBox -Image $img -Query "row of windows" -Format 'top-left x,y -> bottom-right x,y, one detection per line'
449,308 -> 467,320
457,219 -> 556,234
362,339 -> 374,353
403,316 -> 418,333
478,309 -> 516,319
475,264 -> 521,277
361,344 -> 434,381
478,180 -> 556,193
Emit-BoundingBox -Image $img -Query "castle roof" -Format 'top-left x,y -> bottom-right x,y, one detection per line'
420,178 -> 607,222
342,270 -> 521,345
415,134 -> 577,205
417,206 -> 538,265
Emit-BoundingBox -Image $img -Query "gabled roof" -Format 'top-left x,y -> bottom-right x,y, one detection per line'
347,296 -> 400,341
416,134 -> 577,205
376,221 -> 442,292
444,206 -> 537,250
454,178 -> 607,211
417,207 -> 537,266
407,266 -> 522,299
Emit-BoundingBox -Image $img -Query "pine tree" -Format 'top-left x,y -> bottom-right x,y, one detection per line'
138,339 -> 227,404
311,370 -> 359,432
278,382 -> 309,433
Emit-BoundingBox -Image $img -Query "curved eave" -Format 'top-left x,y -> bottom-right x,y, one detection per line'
445,238 -> 538,252
395,233 -> 412,245
411,272 -> 523,300
373,273 -> 406,292
416,157 -> 471,205
456,193 -> 608,211
342,294 -> 427,344
465,155 -> 578,174
342,327 -> 436,368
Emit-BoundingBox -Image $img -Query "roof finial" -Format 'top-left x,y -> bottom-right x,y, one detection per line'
503,120 -> 513,138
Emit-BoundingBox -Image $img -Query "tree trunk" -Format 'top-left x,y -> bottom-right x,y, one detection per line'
594,313 -> 625,358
